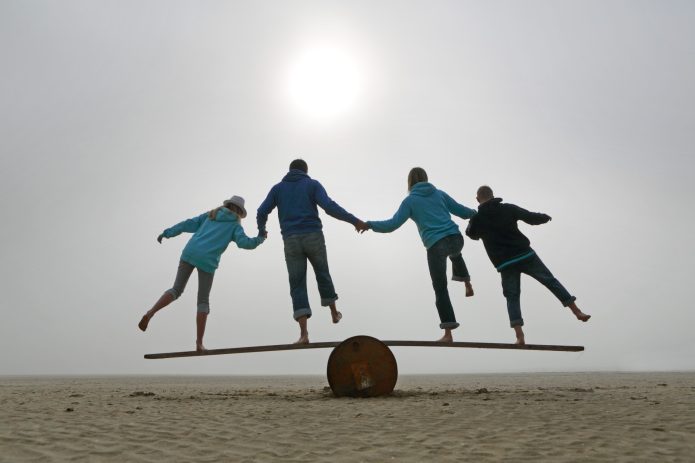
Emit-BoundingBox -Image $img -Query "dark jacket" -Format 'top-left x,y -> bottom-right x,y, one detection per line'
257,170 -> 359,239
465,198 -> 550,271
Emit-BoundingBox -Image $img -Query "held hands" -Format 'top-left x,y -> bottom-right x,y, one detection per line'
354,220 -> 370,234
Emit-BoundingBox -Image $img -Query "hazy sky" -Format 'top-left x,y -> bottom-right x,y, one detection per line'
1,0 -> 694,375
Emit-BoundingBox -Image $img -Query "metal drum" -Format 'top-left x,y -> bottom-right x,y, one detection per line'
326,335 -> 398,397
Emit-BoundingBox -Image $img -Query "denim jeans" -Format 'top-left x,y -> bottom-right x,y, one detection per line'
283,231 -> 338,320
165,260 -> 215,313
500,253 -> 576,327
426,233 -> 470,329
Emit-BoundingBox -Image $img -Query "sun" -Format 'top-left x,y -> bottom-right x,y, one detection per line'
287,45 -> 363,119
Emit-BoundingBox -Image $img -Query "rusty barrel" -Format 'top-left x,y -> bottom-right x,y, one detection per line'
326,335 -> 398,397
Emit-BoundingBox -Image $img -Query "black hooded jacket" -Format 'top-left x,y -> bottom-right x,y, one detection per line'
465,198 -> 551,270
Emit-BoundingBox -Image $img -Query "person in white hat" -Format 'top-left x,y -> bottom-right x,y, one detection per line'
138,195 -> 265,351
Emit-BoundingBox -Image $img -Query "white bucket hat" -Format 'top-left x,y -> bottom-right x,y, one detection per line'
223,195 -> 247,218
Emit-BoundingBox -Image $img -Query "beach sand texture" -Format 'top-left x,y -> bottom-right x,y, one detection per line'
1,372 -> 693,462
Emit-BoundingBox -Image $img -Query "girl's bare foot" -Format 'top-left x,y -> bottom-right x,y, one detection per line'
294,333 -> 310,345
465,283 -> 474,297
196,341 -> 207,352
331,310 -> 342,324
138,313 -> 151,332
515,336 -> 526,345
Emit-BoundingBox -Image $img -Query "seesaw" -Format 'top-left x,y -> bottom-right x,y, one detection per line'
145,336 -> 584,397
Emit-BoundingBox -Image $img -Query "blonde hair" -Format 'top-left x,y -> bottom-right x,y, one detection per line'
407,167 -> 428,191
208,204 -> 244,220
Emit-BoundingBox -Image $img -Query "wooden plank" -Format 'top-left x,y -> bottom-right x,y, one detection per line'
145,340 -> 583,359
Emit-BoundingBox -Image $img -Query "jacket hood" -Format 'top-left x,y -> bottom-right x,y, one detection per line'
409,182 -> 437,197
282,169 -> 310,182
479,197 -> 503,210
214,207 -> 240,222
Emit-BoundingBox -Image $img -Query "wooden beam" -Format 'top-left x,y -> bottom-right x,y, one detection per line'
145,340 -> 583,359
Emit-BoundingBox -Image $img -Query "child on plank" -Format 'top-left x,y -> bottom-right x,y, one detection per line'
138,196 -> 265,351
465,185 -> 590,344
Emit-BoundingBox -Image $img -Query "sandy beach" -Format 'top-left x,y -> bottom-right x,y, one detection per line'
1,372 -> 693,462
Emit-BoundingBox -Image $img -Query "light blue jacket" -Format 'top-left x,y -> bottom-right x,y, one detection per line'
367,182 -> 476,249
162,207 -> 264,273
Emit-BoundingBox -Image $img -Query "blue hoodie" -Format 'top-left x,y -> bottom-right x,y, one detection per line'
256,169 -> 359,238
162,207 -> 264,273
367,182 -> 476,249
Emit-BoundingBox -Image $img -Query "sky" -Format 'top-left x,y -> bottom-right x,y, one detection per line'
1,0 -> 694,376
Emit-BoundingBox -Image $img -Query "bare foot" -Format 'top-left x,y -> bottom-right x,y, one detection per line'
513,326 -> 525,345
138,314 -> 151,332
196,342 -> 207,352
465,283 -> 474,297
437,333 -> 453,342
575,311 -> 591,322
294,334 -> 309,345
331,311 -> 342,324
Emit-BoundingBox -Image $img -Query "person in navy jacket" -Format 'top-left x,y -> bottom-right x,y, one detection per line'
257,159 -> 367,344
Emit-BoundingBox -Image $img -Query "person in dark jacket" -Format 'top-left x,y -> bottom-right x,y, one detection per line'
257,159 -> 367,344
465,185 -> 590,344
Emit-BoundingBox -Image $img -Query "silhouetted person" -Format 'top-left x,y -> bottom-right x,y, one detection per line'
466,185 -> 590,344
363,167 -> 476,342
257,159 -> 367,344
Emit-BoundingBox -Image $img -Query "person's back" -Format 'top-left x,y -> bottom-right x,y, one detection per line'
256,159 -> 365,344
258,167 -> 359,239
466,185 -> 590,345
467,197 -> 549,271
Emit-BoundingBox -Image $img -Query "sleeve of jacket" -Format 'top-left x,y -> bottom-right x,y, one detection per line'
367,198 -> 411,233
313,181 -> 359,225
162,213 -> 207,238
442,192 -> 477,220
513,205 -> 551,225
232,224 -> 265,250
256,187 -> 277,233
465,216 -> 481,240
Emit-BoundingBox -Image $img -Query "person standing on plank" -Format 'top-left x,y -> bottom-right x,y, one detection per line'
465,185 -> 590,345
138,196 -> 265,351
361,167 -> 476,343
257,159 -> 368,344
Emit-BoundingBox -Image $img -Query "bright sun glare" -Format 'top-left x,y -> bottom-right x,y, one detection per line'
287,45 -> 363,119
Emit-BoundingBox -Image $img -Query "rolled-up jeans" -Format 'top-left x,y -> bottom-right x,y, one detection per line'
283,231 -> 338,320
500,253 -> 576,327
426,233 -> 470,330
165,260 -> 214,314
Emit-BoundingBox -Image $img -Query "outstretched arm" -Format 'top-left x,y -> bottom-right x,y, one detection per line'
161,213 -> 207,240
233,225 -> 266,250
442,192 -> 477,220
514,205 -> 551,225
256,187 -> 277,235
313,182 -> 360,226
367,199 -> 410,233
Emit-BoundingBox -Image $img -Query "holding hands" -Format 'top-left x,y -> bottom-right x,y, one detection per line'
354,220 -> 370,234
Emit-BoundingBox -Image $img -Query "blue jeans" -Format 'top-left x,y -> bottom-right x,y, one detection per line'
426,233 -> 470,330
500,253 -> 576,327
283,231 -> 338,320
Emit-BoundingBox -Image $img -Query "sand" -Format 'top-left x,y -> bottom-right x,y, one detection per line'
1,372 -> 694,462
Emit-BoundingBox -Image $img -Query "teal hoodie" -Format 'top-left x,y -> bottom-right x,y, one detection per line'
367,182 -> 476,249
161,207 -> 264,273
